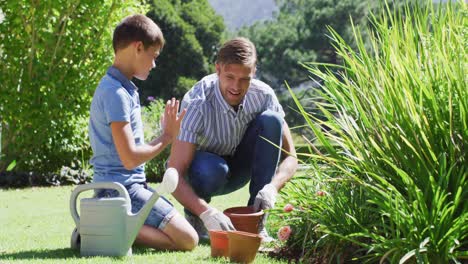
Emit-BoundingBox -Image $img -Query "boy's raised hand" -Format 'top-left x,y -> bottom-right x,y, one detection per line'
161,98 -> 186,141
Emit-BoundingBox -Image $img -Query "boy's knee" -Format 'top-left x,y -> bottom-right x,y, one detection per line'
166,213 -> 199,251
175,231 -> 198,251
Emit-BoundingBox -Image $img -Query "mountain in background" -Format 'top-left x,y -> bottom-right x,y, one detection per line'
208,0 -> 278,31
208,0 -> 452,32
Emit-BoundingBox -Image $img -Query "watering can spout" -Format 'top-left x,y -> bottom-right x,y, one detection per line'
126,168 -> 179,248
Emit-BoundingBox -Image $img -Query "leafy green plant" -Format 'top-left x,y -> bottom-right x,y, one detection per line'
0,0 -> 146,176
278,1 -> 467,263
6,160 -> 16,172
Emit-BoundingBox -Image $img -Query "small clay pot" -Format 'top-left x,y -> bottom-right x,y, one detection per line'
228,230 -> 261,263
209,230 -> 229,258
223,206 -> 264,234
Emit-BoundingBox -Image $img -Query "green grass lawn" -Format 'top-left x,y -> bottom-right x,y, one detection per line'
0,184 -> 286,263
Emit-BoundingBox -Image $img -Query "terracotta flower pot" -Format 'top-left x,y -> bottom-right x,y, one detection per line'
209,230 -> 229,258
228,230 -> 261,263
223,206 -> 264,234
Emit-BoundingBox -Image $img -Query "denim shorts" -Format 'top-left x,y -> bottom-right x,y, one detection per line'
95,182 -> 176,230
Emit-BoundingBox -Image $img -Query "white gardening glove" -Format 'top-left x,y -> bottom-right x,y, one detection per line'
253,183 -> 278,211
199,207 -> 235,231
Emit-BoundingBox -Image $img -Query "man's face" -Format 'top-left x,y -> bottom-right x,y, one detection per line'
216,63 -> 255,107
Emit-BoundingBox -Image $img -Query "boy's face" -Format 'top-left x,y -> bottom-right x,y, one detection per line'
134,42 -> 160,80
216,63 -> 255,108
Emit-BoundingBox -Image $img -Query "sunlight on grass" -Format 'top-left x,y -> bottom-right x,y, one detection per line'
0,185 -> 285,263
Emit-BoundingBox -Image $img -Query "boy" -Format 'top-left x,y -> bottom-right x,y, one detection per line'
88,14 -> 197,251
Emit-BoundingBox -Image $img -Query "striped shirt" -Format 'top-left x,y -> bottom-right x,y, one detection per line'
178,73 -> 285,156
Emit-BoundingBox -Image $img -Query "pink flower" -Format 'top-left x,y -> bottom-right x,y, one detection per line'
277,225 -> 292,242
283,203 -> 294,213
316,190 -> 326,196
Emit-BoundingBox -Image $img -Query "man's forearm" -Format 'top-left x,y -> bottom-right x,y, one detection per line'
172,176 -> 210,216
168,140 -> 210,216
271,155 -> 298,190
270,122 -> 298,190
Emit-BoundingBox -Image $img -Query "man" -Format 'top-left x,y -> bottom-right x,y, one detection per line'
168,37 -> 298,241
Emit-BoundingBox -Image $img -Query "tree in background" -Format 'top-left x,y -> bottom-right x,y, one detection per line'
135,0 -> 225,102
240,0 -> 411,88
0,0 -> 146,176
239,0 -> 372,88
236,0 -> 373,136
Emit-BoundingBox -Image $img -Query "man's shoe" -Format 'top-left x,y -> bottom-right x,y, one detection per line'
258,213 -> 275,243
259,226 -> 275,243
185,210 -> 209,240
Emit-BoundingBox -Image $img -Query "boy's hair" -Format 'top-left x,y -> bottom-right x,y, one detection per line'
113,14 -> 164,52
216,37 -> 257,67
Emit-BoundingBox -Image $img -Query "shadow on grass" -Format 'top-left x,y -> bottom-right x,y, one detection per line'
1,240 -> 213,261
0,247 -> 162,260
0,248 -> 79,260
198,238 -> 211,246
132,238 -> 211,254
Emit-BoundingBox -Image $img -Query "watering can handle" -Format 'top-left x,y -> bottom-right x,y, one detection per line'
69,182 -> 130,229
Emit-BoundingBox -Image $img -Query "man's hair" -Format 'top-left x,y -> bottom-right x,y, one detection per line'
112,14 -> 164,52
216,37 -> 257,67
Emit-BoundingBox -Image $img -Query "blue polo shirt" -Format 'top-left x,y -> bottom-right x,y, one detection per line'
88,66 -> 145,185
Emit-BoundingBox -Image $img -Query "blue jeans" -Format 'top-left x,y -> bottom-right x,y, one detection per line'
95,182 -> 176,229
186,110 -> 283,208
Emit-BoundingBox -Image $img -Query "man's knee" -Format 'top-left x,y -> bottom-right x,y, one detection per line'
256,110 -> 283,132
189,153 -> 229,197
255,110 -> 283,136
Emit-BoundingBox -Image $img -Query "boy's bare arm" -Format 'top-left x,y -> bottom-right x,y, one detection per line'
111,121 -> 172,170
168,140 -> 210,216
111,98 -> 186,170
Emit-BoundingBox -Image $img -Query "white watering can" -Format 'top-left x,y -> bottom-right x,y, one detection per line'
69,168 -> 179,257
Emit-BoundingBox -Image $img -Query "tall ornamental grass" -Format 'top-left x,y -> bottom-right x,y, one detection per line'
278,1 -> 467,263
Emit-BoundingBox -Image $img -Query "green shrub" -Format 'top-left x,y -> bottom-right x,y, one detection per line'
0,0 -> 146,176
278,1 -> 467,263
141,99 -> 168,182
